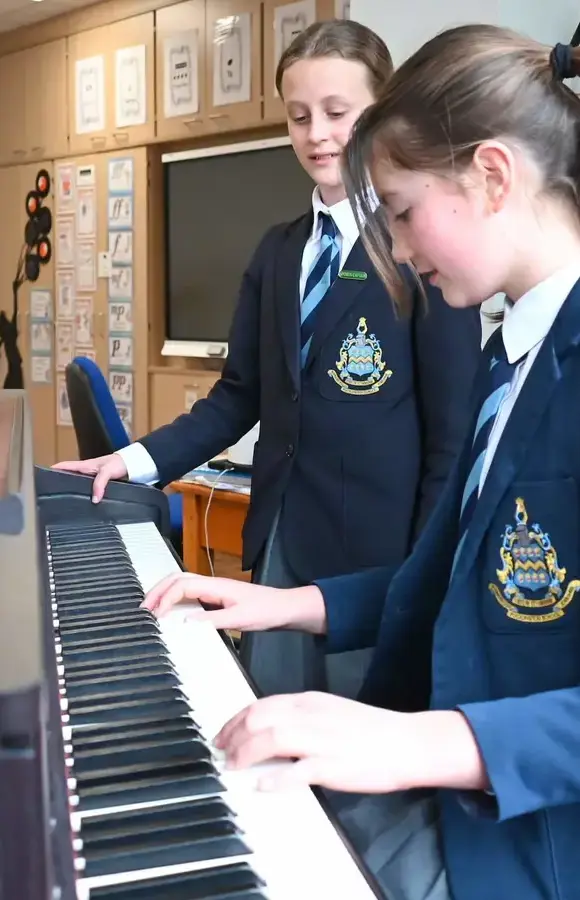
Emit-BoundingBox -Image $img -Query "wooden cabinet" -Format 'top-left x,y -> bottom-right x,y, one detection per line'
149,369 -> 220,431
0,51 -> 27,165
205,0 -> 262,133
156,1 -> 208,143
0,42 -> 68,166
68,13 -> 155,156
27,40 -> 68,162
262,0 -> 335,123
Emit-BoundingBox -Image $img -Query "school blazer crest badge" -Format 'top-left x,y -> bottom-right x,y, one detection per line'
489,497 -> 580,623
328,317 -> 392,395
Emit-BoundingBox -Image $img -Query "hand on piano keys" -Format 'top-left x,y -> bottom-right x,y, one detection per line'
46,518 -> 380,899
141,570 -> 328,636
213,690 -> 428,794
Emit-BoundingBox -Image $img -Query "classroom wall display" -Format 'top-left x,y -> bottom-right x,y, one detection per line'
54,162 -> 99,427
335,0 -> 350,17
30,288 -> 53,384
107,156 -> 134,437
163,30 -> 199,119
272,0 -> 316,93
213,13 -> 252,107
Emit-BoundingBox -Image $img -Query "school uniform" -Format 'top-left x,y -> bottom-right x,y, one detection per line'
316,263 -> 580,899
118,188 -> 480,697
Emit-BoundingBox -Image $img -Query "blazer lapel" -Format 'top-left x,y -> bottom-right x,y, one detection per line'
274,213 -> 313,389
303,239 -> 377,371
454,280 -> 580,581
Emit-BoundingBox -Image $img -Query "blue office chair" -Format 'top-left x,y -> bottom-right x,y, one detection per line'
65,356 -> 183,554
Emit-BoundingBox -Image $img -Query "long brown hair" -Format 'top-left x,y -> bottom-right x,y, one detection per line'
342,24 -> 580,312
275,19 -> 393,99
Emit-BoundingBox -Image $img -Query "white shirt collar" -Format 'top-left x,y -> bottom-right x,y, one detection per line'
502,262 -> 580,363
310,186 -> 359,246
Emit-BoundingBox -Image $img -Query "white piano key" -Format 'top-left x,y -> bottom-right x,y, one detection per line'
111,522 -> 378,900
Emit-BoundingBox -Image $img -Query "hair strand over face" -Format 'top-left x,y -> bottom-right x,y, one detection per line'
342,23 -> 580,311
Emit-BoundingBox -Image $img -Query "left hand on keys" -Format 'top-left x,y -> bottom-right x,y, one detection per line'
215,691 -> 487,793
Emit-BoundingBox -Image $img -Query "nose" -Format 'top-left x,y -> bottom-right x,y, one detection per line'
307,112 -> 332,145
391,230 -> 413,266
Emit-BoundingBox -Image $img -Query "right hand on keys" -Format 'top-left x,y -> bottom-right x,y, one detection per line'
142,572 -> 327,635
51,453 -> 128,503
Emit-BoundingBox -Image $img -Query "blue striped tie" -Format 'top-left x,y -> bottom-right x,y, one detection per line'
300,213 -> 341,366
453,339 -> 519,569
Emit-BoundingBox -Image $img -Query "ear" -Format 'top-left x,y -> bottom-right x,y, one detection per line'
471,140 -> 515,213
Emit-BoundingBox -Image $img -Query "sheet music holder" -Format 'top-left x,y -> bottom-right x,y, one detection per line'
0,391 -> 51,899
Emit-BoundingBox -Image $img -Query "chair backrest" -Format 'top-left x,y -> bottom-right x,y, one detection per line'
65,357 -> 129,459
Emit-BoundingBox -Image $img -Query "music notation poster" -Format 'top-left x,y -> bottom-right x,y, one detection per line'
56,373 -> 73,426
56,321 -> 74,371
115,45 -> 147,128
335,0 -> 351,17
75,55 -> 106,135
107,157 -> 135,436
30,289 -> 53,384
164,30 -> 199,118
273,1 -> 315,94
213,14 -> 251,106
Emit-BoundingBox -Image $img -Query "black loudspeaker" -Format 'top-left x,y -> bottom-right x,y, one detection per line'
24,170 -> 53,283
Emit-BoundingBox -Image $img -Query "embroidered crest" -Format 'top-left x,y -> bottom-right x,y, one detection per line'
489,497 -> 580,623
327,317 -> 392,395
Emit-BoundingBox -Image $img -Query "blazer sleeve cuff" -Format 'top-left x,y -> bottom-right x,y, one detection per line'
313,566 -> 395,654
458,688 -> 580,822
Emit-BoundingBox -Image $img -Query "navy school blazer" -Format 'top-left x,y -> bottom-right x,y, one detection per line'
141,212 -> 481,582
317,278 -> 580,899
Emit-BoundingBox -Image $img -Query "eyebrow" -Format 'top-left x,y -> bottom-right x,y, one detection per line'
286,95 -> 350,107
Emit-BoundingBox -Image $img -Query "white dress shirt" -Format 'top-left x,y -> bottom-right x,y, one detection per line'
479,261 -> 580,491
118,188 -> 362,483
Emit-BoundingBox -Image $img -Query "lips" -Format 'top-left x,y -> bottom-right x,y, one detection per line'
309,151 -> 340,161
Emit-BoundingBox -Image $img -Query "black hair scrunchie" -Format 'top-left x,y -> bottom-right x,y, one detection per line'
550,43 -> 575,81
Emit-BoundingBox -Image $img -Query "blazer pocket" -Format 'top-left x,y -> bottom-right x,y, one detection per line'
481,478 -> 580,635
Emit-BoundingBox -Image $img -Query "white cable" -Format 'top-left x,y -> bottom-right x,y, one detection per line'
203,466 -> 235,577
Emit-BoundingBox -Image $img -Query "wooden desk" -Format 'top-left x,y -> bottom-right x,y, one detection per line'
169,480 -> 250,576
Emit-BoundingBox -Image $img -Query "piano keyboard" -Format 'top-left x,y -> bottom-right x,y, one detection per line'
48,520 -> 379,900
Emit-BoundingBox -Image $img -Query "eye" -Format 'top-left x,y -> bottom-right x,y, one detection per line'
394,208 -> 412,223
290,114 -> 308,124
327,111 -> 347,119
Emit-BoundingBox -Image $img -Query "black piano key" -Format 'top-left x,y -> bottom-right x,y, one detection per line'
81,796 -> 237,838
70,735 -> 212,774
71,727 -> 203,763
81,804 -> 250,878
53,582 -> 143,602
69,717 -> 200,750
62,668 -> 178,701
64,681 -> 185,713
88,862 -> 267,900
54,599 -> 143,620
60,657 -> 177,684
49,557 -> 136,575
67,691 -> 189,727
59,636 -> 168,667
76,759 -> 224,810
56,618 -> 149,640
58,620 -> 159,649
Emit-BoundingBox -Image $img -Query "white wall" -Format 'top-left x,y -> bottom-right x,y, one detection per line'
349,0 -> 580,344
350,0 -> 580,66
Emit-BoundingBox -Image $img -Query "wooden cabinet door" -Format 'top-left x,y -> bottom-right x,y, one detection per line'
68,13 -> 155,156
150,370 -> 220,431
25,40 -> 68,162
262,0 -> 333,123
106,13 -> 155,150
0,51 -> 26,166
205,0 -> 262,133
156,0 -> 208,142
